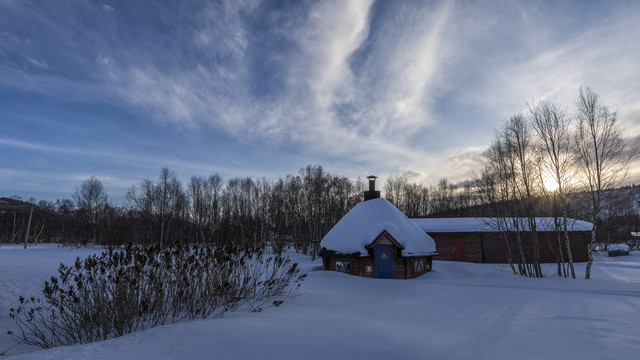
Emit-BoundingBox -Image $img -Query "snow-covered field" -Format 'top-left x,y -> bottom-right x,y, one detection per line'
1,245 -> 639,359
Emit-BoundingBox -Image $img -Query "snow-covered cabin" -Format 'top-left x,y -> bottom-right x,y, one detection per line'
410,217 -> 593,263
320,177 -> 437,279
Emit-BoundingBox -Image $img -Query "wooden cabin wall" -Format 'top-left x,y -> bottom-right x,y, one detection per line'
324,257 -> 375,278
428,231 -> 589,264
323,255 -> 433,279
430,234 -> 484,263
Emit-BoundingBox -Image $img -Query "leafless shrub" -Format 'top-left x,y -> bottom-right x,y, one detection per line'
7,244 -> 305,348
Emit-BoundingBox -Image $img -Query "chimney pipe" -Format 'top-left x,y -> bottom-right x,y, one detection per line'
364,175 -> 380,201
367,176 -> 376,192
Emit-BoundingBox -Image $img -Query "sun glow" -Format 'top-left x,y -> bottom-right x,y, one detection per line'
541,169 -> 560,192
540,168 -> 582,193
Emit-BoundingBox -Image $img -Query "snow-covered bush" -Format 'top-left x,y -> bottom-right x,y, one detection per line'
607,243 -> 630,257
7,244 -> 305,348
608,244 -> 629,252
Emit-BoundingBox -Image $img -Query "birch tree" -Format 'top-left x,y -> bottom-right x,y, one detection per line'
529,100 -> 576,278
574,85 -> 637,279
505,114 -> 543,277
481,138 -> 518,274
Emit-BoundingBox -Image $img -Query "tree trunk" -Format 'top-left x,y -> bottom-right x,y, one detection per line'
585,226 -> 596,279
24,206 -> 33,249
160,222 -> 164,248
551,231 -> 563,277
562,215 -> 576,278
515,231 -> 527,276
501,231 -> 517,274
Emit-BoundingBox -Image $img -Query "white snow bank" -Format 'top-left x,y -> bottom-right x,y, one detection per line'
411,217 -> 593,232
608,244 -> 629,251
0,245 -> 106,355
5,251 -> 640,360
320,198 -> 436,256
4,249 -> 640,360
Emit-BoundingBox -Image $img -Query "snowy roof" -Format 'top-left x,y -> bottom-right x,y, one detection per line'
410,217 -> 593,233
320,198 -> 437,257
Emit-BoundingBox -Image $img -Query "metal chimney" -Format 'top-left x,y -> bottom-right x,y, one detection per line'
364,175 -> 380,201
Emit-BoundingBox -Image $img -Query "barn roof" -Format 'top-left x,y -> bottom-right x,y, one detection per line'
320,198 -> 437,257
410,217 -> 593,233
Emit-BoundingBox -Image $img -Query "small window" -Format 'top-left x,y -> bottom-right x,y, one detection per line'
414,260 -> 425,273
365,265 -> 372,273
335,261 -> 351,273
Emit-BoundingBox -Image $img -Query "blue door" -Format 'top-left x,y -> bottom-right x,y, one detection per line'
375,245 -> 394,279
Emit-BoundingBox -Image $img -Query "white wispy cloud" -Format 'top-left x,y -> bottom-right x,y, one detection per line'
368,1 -> 453,132
473,5 -> 640,133
296,0 -> 372,113
0,137 -> 65,153
25,56 -> 48,69
95,55 -> 113,65
0,136 -> 266,187
255,0 -> 459,174
111,1 -> 258,135
66,173 -> 138,192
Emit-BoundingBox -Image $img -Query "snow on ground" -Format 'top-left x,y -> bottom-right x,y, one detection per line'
1,245 -> 640,359
0,244 -> 106,355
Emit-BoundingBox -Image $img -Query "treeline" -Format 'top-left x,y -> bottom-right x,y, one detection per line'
0,197 -> 78,245
384,175 -> 480,217
0,166 -> 365,254
0,166 -> 493,251
3,165 -> 636,258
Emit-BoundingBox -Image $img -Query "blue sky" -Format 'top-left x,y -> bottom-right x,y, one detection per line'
1,0 -> 639,204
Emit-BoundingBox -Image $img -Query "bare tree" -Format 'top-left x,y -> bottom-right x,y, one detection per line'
127,168 -> 187,246
73,176 -> 108,243
574,85 -> 638,279
505,114 -> 543,277
431,178 -> 457,216
188,174 -> 223,243
154,168 -> 187,246
480,140 -> 517,274
529,100 -> 576,278
73,176 -> 108,224
479,116 -> 545,277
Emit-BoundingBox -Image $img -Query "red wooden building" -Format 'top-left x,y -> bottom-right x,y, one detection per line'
410,217 -> 592,263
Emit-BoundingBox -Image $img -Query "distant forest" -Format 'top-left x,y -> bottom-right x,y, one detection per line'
1,165 -> 638,251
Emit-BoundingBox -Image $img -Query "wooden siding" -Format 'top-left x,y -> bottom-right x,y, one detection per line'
324,254 -> 433,279
325,257 -> 376,278
429,231 -> 589,263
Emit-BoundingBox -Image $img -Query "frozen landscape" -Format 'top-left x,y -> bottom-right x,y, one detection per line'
1,244 -> 639,359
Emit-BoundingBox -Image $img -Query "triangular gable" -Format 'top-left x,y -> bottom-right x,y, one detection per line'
366,230 -> 403,249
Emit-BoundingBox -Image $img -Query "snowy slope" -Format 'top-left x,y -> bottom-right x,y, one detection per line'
1,246 -> 640,359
